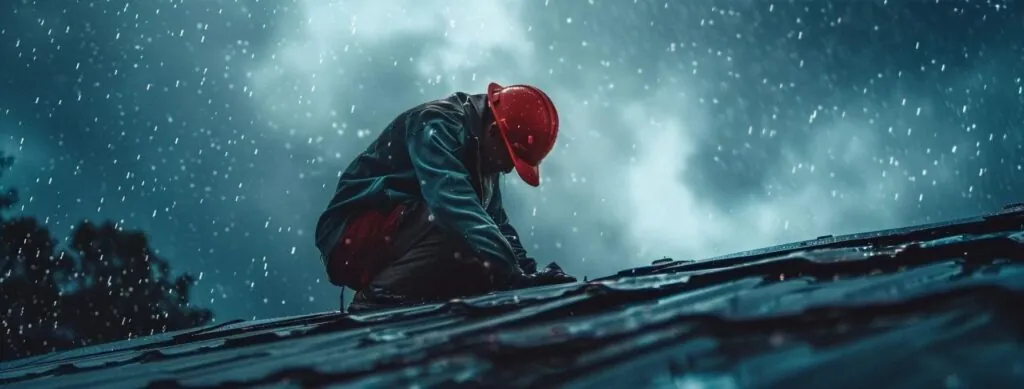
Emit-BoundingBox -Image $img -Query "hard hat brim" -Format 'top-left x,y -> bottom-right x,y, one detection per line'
511,152 -> 541,187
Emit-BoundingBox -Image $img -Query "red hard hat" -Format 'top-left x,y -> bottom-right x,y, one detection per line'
486,82 -> 559,187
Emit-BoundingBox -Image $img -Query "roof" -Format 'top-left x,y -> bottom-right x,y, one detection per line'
2,203 -> 1023,388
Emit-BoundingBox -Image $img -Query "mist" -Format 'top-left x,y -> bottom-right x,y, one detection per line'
2,1 -> 1019,321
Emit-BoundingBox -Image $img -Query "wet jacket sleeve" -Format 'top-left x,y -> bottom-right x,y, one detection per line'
486,185 -> 537,274
486,182 -> 529,259
405,108 -> 523,281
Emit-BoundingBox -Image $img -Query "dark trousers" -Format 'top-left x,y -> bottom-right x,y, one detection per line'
347,202 -> 496,313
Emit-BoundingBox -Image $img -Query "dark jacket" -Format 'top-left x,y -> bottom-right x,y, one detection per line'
315,92 -> 528,286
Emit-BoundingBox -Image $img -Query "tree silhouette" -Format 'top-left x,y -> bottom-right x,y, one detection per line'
0,152 -> 212,361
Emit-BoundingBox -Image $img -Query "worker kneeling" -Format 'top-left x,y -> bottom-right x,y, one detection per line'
314,82 -> 577,313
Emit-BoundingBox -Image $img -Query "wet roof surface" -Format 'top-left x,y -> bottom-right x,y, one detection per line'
2,204 -> 1023,388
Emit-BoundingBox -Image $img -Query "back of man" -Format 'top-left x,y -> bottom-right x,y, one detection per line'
314,83 -> 575,312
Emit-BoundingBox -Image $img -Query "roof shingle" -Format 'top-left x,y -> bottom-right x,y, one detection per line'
2,205 -> 1022,388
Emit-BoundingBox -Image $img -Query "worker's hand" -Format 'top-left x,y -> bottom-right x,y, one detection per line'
517,257 -> 538,275
532,262 -> 577,286
504,261 -> 576,289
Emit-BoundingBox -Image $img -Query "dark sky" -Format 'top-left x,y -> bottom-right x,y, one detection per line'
1,1 -> 1021,322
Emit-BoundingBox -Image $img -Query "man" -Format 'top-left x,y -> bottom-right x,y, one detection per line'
315,82 -> 577,312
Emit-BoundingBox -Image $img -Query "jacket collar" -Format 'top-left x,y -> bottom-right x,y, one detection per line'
446,92 -> 496,204
450,92 -> 489,139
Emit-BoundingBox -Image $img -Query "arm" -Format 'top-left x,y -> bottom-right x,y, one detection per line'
489,191 -> 538,275
405,108 -> 522,282
495,205 -> 528,259
486,179 -> 533,256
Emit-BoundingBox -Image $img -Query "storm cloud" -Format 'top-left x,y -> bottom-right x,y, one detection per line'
2,1 -> 1020,321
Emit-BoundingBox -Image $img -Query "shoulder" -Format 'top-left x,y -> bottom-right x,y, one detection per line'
404,94 -> 469,137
